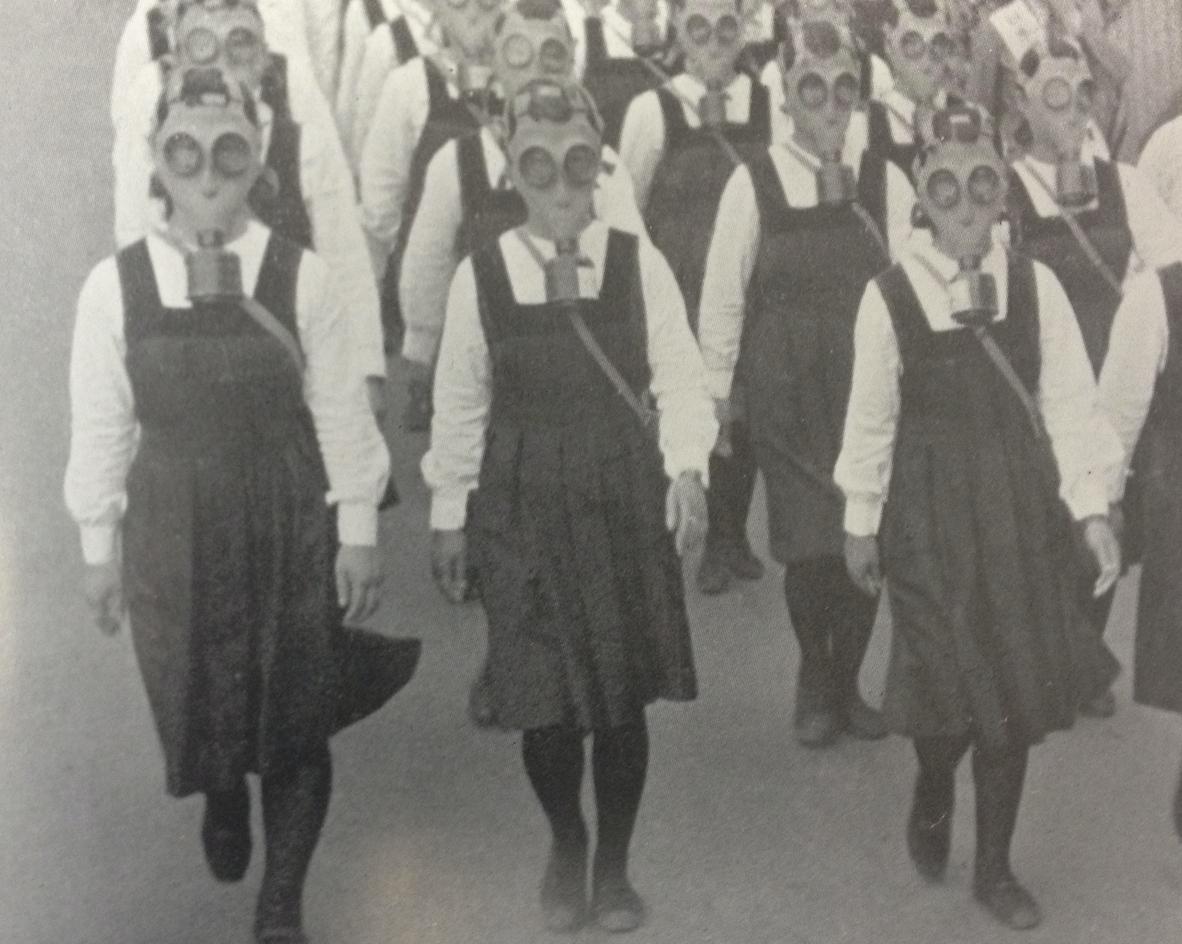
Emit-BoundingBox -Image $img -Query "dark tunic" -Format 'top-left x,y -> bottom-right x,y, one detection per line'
146,6 -> 170,60
456,133 -> 528,257
866,100 -> 921,182
643,81 -> 771,330
876,255 -> 1117,749
251,107 -> 315,251
465,230 -> 696,731
116,234 -> 418,797
358,0 -> 422,61
1133,263 -> 1182,714
737,148 -> 890,564
582,17 -> 665,150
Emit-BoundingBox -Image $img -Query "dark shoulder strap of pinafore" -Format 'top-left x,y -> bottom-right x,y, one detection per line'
362,0 -> 386,30
258,117 -> 315,250
457,131 -> 492,219
146,6 -> 170,60
116,240 -> 162,345
390,14 -> 419,63
243,234 -> 307,375
655,85 -> 689,150
260,53 -> 292,121
746,81 -> 772,143
470,239 -> 516,349
584,16 -> 608,69
875,262 -> 931,371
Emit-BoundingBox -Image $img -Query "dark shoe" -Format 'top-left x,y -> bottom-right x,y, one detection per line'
256,929 -> 309,944
201,788 -> 251,883
726,543 -> 765,581
591,874 -> 646,934
540,842 -> 588,934
794,676 -> 840,748
403,376 -> 433,432
841,695 -> 889,740
973,874 -> 1042,930
1079,688 -> 1117,718
907,789 -> 953,881
696,548 -> 732,596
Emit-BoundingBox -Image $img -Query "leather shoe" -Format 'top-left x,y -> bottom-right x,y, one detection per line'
201,789 -> 251,883
973,874 -> 1042,930
841,696 -> 889,740
591,875 -> 646,934
540,842 -> 588,933
696,549 -> 731,596
906,789 -> 952,881
726,543 -> 765,581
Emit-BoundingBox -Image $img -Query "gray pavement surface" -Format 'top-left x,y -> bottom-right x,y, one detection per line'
1,3 -> 1180,942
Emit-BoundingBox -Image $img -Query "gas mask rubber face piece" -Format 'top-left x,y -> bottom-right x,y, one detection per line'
620,0 -> 664,51
885,10 -> 957,106
1018,47 -> 1097,205
493,9 -> 574,102
781,18 -> 860,201
505,81 -> 604,301
153,70 -> 265,302
434,0 -> 504,89
677,0 -> 744,94
916,107 -> 1008,325
174,1 -> 268,93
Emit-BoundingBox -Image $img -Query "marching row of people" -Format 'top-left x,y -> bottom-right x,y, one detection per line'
67,0 -> 1182,941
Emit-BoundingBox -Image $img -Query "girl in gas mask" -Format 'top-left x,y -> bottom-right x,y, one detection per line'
67,67 -> 418,944
425,78 -> 715,934
698,17 -> 914,747
394,0 -> 644,433
114,0 -> 387,415
836,104 -> 1122,930
1006,36 -> 1182,717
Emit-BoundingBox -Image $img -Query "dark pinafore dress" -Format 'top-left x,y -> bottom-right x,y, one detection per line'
250,55 -> 315,251
456,133 -> 528,256
1133,263 -> 1182,715
465,230 -> 696,732
643,81 -> 771,330
875,255 -> 1118,749
866,100 -> 921,183
737,148 -> 891,564
381,58 -> 481,342
582,17 -> 666,150
361,0 -> 421,62
116,233 -> 418,798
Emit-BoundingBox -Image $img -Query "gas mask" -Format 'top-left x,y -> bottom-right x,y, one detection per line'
677,0 -> 744,94
884,6 -> 957,106
505,80 -> 604,302
1017,45 -> 1097,206
433,0 -> 504,91
620,0 -> 664,52
152,68 -> 265,303
780,18 -> 860,203
915,106 -> 1007,325
173,0 -> 268,92
492,6 -> 574,102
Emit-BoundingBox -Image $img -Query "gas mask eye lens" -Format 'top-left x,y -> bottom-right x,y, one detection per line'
967,165 -> 1001,205
1041,76 -> 1073,110
797,73 -> 827,110
900,30 -> 926,60
184,28 -> 219,64
715,16 -> 740,45
834,73 -> 859,110
164,132 -> 203,178
686,16 -> 712,46
926,168 -> 961,210
225,28 -> 261,65
564,144 -> 600,188
519,146 -> 558,189
539,38 -> 570,73
212,133 -> 253,178
503,34 -> 533,68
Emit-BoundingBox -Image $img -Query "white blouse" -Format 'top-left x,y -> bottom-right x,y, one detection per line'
423,219 -> 717,530
65,221 -> 391,564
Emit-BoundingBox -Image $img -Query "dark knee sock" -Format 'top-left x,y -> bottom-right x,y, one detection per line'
972,744 -> 1029,883
257,750 -> 333,932
522,726 -> 588,853
913,735 -> 971,815
705,421 -> 758,550
784,560 -> 836,696
591,721 -> 650,883
206,779 -> 250,828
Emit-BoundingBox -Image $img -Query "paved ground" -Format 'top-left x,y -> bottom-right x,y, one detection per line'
1,3 -> 1180,942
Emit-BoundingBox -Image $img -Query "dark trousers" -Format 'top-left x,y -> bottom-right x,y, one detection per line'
705,420 -> 758,552
783,555 -> 878,706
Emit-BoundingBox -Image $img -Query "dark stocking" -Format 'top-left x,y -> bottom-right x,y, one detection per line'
255,750 -> 333,935
909,735 -> 971,877
522,726 -> 588,853
591,721 -> 650,887
705,421 -> 758,551
972,743 -> 1029,884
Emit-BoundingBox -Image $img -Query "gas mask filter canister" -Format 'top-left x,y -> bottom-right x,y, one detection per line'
186,230 -> 244,303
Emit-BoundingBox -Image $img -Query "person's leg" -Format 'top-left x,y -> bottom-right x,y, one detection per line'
590,719 -> 650,933
784,558 -> 839,746
522,725 -> 589,932
824,555 -> 885,738
971,741 -> 1041,930
255,750 -> 333,942
908,734 -> 971,880
1079,586 -> 1118,717
202,779 -> 252,883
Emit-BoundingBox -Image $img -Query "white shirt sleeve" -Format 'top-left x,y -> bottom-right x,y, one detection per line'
335,0 -> 373,154
422,258 -> 491,530
301,0 -> 343,104
617,90 -> 666,212
399,140 -> 465,365
595,145 -> 645,234
299,105 -> 387,380
1098,270 -> 1169,500
297,250 -> 390,546
884,161 -> 917,259
65,260 -> 139,565
111,9 -> 152,128
349,28 -> 399,167
359,62 -> 428,275
1138,118 -> 1182,222
696,164 -> 763,399
1033,261 -> 1123,520
1118,162 -> 1182,270
638,239 -> 719,483
833,279 -> 901,537
113,66 -> 162,249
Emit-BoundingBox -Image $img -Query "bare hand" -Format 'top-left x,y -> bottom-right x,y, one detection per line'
1083,515 -> 1121,598
335,545 -> 383,624
84,560 -> 124,636
432,529 -> 469,604
665,471 -> 708,557
844,533 -> 882,597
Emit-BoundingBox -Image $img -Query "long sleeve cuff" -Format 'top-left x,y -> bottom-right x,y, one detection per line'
842,495 -> 884,537
80,524 -> 119,565
706,367 -> 735,401
401,325 -> 441,366
429,488 -> 472,531
337,501 -> 379,546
